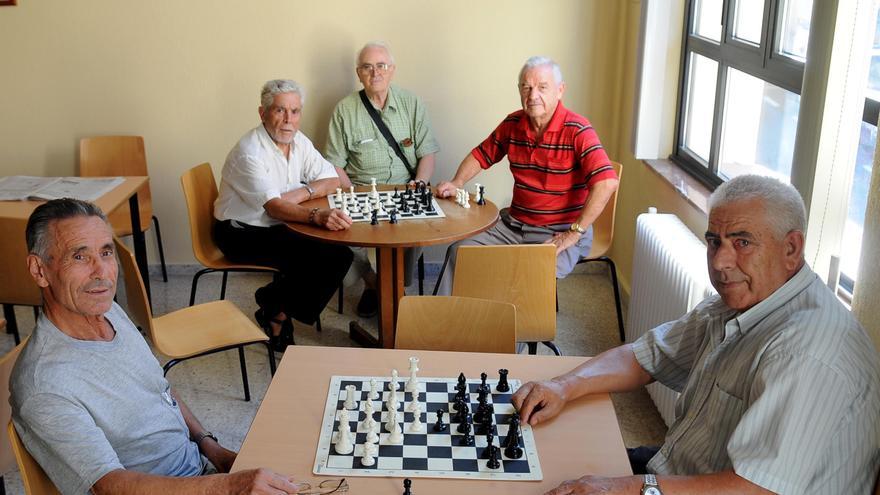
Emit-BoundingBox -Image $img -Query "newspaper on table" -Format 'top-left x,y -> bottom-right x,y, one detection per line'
0,176 -> 125,202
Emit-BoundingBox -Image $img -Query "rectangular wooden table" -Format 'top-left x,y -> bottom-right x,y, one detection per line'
232,346 -> 632,494
0,176 -> 151,336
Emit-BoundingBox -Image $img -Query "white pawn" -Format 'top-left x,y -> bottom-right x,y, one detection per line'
362,400 -> 376,430
387,387 -> 399,412
361,441 -> 376,466
344,385 -> 358,410
366,428 -> 379,444
407,397 -> 420,413
334,410 -> 354,454
335,187 -> 343,201
462,189 -> 471,208
388,419 -> 403,444
408,409 -> 424,433
349,185 -> 356,197
368,378 -> 379,400
370,177 -> 379,198
385,408 -> 399,433
389,369 -> 400,391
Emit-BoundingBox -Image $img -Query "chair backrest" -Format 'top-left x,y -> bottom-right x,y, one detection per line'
0,217 -> 42,306
0,339 -> 28,477
452,244 -> 556,342
180,163 -> 225,267
79,136 -> 151,235
8,422 -> 59,495
395,296 -> 516,353
587,161 -> 623,259
113,237 -> 155,342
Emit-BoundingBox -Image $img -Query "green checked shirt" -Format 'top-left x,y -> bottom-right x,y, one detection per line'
325,85 -> 439,185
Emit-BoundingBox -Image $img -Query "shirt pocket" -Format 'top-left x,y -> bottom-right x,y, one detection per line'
703,382 -> 745,469
350,133 -> 388,169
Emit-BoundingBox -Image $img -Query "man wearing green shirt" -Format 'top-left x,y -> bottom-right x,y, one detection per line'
325,41 -> 439,316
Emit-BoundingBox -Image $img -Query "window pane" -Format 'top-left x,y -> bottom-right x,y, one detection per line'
778,0 -> 813,62
683,53 -> 719,162
865,11 -> 880,100
732,0 -> 764,45
840,122 -> 875,283
719,68 -> 800,181
693,0 -> 722,42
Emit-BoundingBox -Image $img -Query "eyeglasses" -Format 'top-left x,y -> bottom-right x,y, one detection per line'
297,478 -> 349,494
357,63 -> 391,73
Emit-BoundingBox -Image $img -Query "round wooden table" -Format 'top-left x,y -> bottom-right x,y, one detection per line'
287,185 -> 499,348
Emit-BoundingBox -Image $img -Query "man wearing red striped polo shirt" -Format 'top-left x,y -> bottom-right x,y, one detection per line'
435,56 -> 619,300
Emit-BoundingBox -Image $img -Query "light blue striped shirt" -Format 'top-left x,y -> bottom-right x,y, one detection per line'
632,265 -> 880,494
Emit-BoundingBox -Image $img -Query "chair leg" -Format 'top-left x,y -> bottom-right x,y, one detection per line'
189,268 -> 214,306
265,341 -> 277,375
1,474 -> 6,495
555,286 -> 559,313
220,271 -> 229,300
238,347 -> 251,402
152,215 -> 168,283
432,247 -> 454,295
162,359 -> 180,376
599,256 -> 625,342
2,305 -> 20,345
337,283 -> 344,313
526,342 -> 538,355
418,253 -> 425,295
542,341 -> 562,356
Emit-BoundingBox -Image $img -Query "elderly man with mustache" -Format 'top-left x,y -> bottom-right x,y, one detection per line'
512,175 -> 880,495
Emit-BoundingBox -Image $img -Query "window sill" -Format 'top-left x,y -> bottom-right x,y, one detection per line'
643,158 -> 713,215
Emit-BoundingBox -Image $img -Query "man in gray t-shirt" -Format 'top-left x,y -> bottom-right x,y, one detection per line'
10,199 -> 302,494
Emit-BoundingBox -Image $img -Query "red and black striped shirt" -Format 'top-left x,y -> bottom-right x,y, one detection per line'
471,103 -> 616,226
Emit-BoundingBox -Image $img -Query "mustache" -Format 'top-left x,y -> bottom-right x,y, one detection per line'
83,279 -> 114,291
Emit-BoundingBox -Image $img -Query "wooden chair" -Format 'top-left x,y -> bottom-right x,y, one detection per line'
452,244 -> 560,355
114,237 -> 276,401
0,217 -> 37,345
8,422 -> 58,495
180,163 -> 280,307
79,136 -> 168,282
395,296 -> 516,353
573,161 -> 625,342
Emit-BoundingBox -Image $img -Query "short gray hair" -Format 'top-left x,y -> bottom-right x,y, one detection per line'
26,198 -> 108,260
709,174 -> 807,238
260,79 -> 306,109
357,41 -> 395,66
519,56 -> 564,85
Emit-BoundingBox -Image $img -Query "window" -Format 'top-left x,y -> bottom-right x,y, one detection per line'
839,11 -> 880,293
674,0 -> 813,187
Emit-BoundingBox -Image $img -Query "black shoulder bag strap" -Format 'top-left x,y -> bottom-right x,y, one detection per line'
358,89 -> 416,180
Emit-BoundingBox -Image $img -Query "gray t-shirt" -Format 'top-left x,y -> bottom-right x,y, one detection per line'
10,302 -> 202,494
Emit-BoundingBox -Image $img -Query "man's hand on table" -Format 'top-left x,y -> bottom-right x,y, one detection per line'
223,468 -> 307,494
543,474 -> 641,495
544,230 -> 582,255
435,180 -> 461,198
316,208 -> 352,231
511,379 -> 569,426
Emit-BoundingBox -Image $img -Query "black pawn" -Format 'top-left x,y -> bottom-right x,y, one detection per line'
433,408 -> 448,432
403,478 -> 412,495
393,187 -> 400,199
482,433 -> 498,459
477,185 -> 486,205
426,191 -> 435,212
453,401 -> 470,423
503,414 -> 524,459
479,372 -> 489,394
458,422 -> 474,446
389,211 -> 398,224
496,368 -> 510,393
477,404 -> 494,435
457,413 -> 472,433
370,209 -> 379,225
486,443 -> 501,469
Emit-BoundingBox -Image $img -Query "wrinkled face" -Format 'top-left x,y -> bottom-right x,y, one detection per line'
518,65 -> 565,124
259,92 -> 302,145
29,216 -> 118,318
705,198 -> 803,311
356,46 -> 395,95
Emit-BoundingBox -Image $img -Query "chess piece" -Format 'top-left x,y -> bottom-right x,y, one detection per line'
458,421 -> 474,446
389,210 -> 398,224
426,190 -> 435,212
457,413 -> 473,434
400,199 -> 409,213
349,185 -> 356,197
393,186 -> 400,198
477,405 -> 494,435
390,369 -> 400,390
482,433 -> 500,459
477,184 -> 486,205
370,177 -> 379,198
503,413 -> 524,459
334,409 -> 354,454
479,372 -> 490,394
433,408 -> 449,432
496,369 -> 510,392
369,378 -> 379,400
405,357 -> 419,392
403,478 -> 413,495
344,385 -> 358,410
336,187 -> 343,199
386,408 -> 399,433
486,441 -> 501,469
407,396 -> 420,413
370,209 -> 379,225
361,441 -> 376,466
408,410 -> 424,432
387,386 -> 399,411
362,400 -> 377,430
384,194 -> 395,208
388,418 -> 404,444
366,427 -> 379,444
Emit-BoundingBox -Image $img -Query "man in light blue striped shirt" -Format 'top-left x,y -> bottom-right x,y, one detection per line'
514,175 -> 880,494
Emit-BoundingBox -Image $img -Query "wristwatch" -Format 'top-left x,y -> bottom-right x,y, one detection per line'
569,222 -> 586,234
300,181 -> 315,200
641,474 -> 662,495
193,431 -> 218,446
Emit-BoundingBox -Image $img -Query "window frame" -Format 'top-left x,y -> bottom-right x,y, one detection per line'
672,0 -> 809,188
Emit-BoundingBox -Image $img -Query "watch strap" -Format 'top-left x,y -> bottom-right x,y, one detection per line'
193,431 -> 218,445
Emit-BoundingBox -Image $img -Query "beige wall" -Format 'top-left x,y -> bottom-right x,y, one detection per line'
0,0 -> 704,295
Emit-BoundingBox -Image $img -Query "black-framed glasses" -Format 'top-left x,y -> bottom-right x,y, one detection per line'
357,63 -> 391,73
297,478 -> 349,494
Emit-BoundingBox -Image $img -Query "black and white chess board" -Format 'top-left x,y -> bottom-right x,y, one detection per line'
327,191 -> 446,223
313,375 -> 543,481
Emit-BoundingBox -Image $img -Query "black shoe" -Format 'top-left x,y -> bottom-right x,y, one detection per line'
356,288 -> 378,318
255,310 -> 291,353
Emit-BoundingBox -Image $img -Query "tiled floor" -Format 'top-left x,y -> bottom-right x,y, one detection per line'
0,261 -> 667,492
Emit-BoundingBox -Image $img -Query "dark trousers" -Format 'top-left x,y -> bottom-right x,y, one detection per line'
627,446 -> 660,475
214,220 -> 353,325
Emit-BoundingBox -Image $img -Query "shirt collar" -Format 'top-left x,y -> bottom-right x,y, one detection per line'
518,101 -> 567,137
384,85 -> 399,112
731,264 -> 816,335
256,124 -> 292,158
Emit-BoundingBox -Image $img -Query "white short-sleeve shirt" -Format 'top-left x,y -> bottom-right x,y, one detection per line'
214,124 -> 338,227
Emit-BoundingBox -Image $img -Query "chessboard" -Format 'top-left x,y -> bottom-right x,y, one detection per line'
313,374 -> 543,481
327,189 -> 446,223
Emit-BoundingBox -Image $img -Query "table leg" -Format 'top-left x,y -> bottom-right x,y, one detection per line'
3,304 -> 19,344
347,247 -> 403,349
128,193 -> 151,306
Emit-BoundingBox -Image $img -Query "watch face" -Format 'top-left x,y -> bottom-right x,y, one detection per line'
644,487 -> 661,495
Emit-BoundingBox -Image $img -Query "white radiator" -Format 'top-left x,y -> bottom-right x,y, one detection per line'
627,209 -> 715,427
